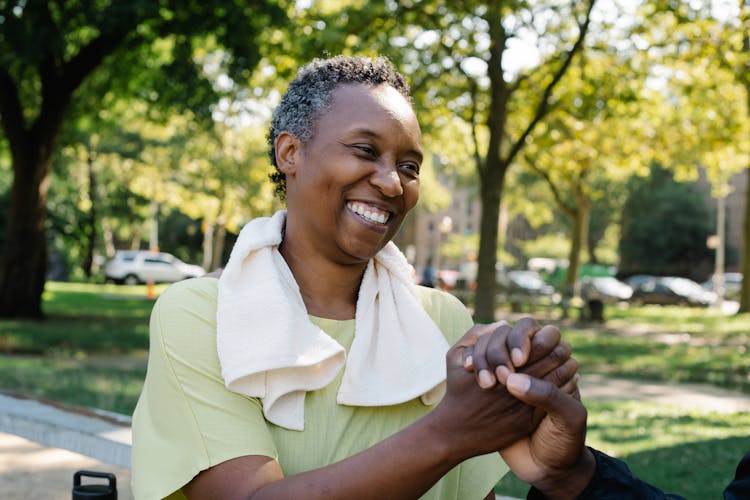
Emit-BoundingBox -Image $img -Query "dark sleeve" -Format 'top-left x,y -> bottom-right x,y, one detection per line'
526,448 -> 686,500
724,452 -> 750,500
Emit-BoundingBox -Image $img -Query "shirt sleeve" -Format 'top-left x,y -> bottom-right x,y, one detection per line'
131,278 -> 278,500
526,448 -> 687,500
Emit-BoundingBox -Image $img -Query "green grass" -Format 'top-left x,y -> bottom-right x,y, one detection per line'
0,281 -> 162,355
0,355 -> 146,414
562,304 -> 750,392
0,281 -> 156,413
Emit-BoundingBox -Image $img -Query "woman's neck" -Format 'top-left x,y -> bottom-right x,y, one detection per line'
279,237 -> 366,320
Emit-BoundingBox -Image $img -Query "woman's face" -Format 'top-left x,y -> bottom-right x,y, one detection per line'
283,83 -> 422,265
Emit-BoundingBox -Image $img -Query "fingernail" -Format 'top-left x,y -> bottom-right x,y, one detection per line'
511,348 -> 524,366
495,365 -> 511,384
478,370 -> 494,388
507,373 -> 531,394
463,355 -> 473,369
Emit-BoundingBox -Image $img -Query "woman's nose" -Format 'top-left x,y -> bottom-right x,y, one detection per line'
370,166 -> 404,197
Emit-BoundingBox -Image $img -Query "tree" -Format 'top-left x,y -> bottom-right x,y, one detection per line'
636,1 -> 750,309
522,45 -> 652,297
0,1 -> 285,317
619,163 -> 713,279
326,1 -> 596,321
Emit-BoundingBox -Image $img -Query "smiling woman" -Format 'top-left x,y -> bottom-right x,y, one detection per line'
130,55 -> 578,500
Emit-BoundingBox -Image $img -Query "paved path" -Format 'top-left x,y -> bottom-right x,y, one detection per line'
1,375 -> 748,500
579,374 -> 750,413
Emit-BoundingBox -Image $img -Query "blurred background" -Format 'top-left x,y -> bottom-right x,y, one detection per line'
1,0 -> 749,497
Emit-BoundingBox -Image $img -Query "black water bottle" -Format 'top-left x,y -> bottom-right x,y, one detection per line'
72,470 -> 117,499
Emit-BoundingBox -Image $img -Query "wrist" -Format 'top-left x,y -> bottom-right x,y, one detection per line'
529,447 -> 596,500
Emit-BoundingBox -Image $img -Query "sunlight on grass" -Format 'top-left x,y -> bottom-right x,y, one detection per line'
0,355 -> 146,415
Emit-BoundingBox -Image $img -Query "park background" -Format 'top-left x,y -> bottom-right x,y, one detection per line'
1,0 -> 750,497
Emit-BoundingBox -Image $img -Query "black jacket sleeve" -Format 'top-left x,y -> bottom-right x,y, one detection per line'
526,448 -> 686,500
724,452 -> 750,500
528,448 -> 750,499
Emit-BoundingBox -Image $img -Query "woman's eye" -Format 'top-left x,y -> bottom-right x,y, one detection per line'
400,163 -> 420,177
354,145 -> 377,157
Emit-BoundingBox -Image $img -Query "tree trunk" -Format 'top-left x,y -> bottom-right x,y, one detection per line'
739,164 -> 750,313
0,151 -> 52,318
474,166 -> 507,322
564,184 -> 591,293
211,220 -> 227,270
82,153 -> 97,278
202,221 -> 215,271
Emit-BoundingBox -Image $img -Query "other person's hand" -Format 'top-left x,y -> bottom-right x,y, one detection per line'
500,373 -> 596,499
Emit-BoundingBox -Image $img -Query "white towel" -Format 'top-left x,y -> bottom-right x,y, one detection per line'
217,210 -> 450,431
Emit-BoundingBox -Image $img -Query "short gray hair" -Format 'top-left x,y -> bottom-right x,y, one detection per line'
268,55 -> 412,199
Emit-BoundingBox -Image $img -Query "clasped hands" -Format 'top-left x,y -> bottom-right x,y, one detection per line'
440,318 -> 596,498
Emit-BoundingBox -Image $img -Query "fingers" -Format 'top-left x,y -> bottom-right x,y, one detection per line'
471,324 -> 513,388
521,339 -> 573,381
526,325 -> 562,365
505,317 -> 540,367
505,373 -> 587,432
452,322 -> 507,369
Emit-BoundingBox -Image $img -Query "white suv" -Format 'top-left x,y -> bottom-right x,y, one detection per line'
104,250 -> 206,285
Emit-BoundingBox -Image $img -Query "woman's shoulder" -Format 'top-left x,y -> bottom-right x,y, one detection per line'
414,285 -> 473,341
150,277 -> 220,349
414,285 -> 467,313
154,276 -> 219,313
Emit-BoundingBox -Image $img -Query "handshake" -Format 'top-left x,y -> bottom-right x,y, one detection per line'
437,317 -> 596,499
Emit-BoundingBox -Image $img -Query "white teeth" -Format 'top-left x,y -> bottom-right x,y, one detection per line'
348,202 -> 390,224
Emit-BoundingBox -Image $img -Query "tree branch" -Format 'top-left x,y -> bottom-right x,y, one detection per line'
524,151 -> 575,217
503,0 -> 596,167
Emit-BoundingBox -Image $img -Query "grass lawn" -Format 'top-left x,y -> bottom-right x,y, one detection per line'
0,281 -> 157,414
1,283 -> 749,495
564,304 -> 750,392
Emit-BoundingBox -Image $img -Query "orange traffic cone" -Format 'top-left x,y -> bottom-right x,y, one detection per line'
146,280 -> 156,299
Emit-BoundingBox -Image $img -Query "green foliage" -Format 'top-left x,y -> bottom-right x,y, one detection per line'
619,164 -> 713,279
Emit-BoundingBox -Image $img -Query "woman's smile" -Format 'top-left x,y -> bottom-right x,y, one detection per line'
346,201 -> 392,226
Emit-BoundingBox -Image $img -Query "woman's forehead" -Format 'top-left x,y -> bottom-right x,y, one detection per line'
323,83 -> 421,139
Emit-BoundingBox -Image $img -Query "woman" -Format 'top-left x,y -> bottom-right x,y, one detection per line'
132,55 -> 577,499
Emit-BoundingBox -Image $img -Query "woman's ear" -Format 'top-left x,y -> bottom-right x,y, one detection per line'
275,131 -> 301,176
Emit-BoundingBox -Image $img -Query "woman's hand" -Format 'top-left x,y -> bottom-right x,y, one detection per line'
462,317 -> 577,390
431,321 -> 578,458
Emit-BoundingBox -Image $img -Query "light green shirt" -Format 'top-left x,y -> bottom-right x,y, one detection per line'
132,277 -> 506,499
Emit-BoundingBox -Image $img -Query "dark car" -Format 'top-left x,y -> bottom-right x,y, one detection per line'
631,276 -> 717,307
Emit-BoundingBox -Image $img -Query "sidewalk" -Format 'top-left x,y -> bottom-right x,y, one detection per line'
0,393 -> 132,499
1,374 -> 749,500
0,432 -> 132,499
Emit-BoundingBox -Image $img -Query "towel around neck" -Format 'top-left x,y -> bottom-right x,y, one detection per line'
216,210 -> 450,431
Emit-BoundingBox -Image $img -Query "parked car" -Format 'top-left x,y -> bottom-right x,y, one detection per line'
104,250 -> 206,285
580,276 -> 633,303
702,272 -> 742,300
624,274 -> 655,290
497,269 -> 555,297
630,276 -> 716,307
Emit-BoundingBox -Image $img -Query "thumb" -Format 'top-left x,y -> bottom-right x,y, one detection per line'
506,373 -> 585,423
